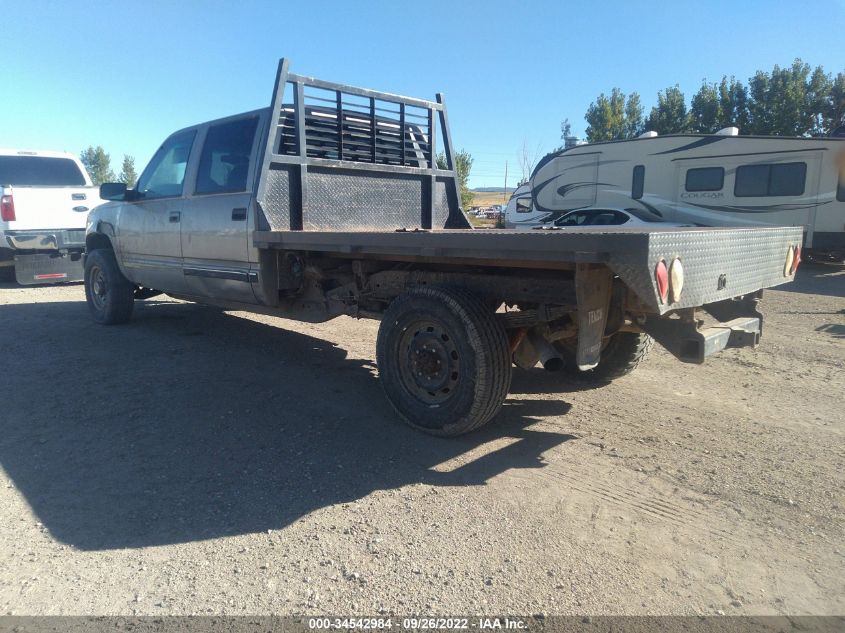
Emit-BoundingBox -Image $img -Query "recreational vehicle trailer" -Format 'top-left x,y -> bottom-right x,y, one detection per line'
503,183 -> 532,228
518,130 -> 845,260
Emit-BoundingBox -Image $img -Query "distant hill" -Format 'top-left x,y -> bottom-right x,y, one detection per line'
472,187 -> 515,193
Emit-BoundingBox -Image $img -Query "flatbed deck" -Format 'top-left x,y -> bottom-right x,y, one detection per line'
253,225 -> 800,313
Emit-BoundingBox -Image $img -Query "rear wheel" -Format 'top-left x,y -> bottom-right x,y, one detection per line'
555,332 -> 652,384
376,286 -> 512,436
84,249 -> 135,324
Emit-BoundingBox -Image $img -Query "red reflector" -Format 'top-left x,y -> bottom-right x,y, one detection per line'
655,259 -> 669,304
791,245 -> 801,274
34,273 -> 68,280
0,194 -> 15,222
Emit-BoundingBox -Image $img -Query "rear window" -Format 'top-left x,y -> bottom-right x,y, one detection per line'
625,207 -> 664,222
685,167 -> 724,192
0,156 -> 86,186
735,162 -> 806,197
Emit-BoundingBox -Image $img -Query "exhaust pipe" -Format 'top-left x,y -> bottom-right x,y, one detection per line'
527,330 -> 564,372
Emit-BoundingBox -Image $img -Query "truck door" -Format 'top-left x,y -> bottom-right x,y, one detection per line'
117,130 -> 196,293
181,115 -> 261,304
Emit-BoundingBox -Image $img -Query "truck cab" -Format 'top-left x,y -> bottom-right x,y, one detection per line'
92,110 -> 268,304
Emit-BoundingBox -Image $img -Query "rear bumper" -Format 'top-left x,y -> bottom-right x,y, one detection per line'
3,228 -> 86,252
641,294 -> 764,364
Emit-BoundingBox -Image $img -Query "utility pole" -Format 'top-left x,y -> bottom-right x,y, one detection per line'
502,160 -> 508,207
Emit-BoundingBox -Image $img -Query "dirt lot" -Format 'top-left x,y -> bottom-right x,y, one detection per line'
0,266 -> 842,616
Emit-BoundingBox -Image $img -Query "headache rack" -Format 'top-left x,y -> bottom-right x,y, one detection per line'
256,58 -> 470,232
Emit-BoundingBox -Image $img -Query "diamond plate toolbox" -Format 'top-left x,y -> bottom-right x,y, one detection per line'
608,226 -> 805,314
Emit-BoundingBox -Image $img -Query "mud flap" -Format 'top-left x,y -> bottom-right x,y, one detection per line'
14,253 -> 84,285
575,264 -> 613,370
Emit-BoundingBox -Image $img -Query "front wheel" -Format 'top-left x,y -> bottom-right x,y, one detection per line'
376,286 -> 512,436
84,249 -> 135,324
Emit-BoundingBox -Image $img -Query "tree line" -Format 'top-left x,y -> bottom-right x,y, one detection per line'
578,59 -> 845,142
80,146 -> 138,187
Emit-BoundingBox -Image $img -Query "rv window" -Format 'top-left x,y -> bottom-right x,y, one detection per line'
632,165 -> 644,199
515,197 -> 532,213
769,163 -> 806,196
838,170 -> 845,202
685,167 -> 724,192
735,162 -> 806,197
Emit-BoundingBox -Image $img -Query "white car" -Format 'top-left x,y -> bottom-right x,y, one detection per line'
548,207 -> 692,229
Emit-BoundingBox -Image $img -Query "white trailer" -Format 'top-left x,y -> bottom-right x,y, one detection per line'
517,130 -> 845,260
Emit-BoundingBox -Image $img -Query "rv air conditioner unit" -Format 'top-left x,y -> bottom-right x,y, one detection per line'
638,131 -> 658,138
716,127 -> 739,136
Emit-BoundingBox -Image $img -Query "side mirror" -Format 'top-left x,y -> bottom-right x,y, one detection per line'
100,182 -> 127,201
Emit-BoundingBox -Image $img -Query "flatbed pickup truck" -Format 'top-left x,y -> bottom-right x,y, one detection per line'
84,59 -> 803,436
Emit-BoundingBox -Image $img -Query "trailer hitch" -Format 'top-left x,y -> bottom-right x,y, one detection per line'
642,313 -> 761,364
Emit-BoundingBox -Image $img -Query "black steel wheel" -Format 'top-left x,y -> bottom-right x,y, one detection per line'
84,249 -> 135,325
377,286 -> 511,436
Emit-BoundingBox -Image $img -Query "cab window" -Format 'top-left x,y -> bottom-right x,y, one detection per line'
136,130 -> 196,200
195,117 -> 259,195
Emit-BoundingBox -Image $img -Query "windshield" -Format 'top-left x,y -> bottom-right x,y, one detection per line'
0,156 -> 87,186
624,207 -> 664,222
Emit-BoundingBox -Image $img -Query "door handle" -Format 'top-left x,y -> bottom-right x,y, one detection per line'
231,208 -> 247,221
169,211 -> 181,223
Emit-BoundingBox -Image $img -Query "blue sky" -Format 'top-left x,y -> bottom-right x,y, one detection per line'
2,0 -> 843,189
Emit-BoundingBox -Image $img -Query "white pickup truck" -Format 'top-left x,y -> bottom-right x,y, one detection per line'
0,149 -> 102,284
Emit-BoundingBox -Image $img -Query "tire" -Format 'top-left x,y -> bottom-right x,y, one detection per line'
376,286 -> 512,437
84,249 -> 135,324
0,265 -> 14,282
555,332 -> 653,384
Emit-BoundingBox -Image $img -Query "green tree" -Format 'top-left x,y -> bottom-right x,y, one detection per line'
748,60 -> 812,135
437,149 -> 474,210
645,85 -> 688,134
623,92 -> 644,138
717,76 -> 750,131
828,72 -> 845,133
118,155 -> 138,187
80,146 -> 115,185
584,88 -> 642,141
689,82 -> 722,133
806,66 -> 833,135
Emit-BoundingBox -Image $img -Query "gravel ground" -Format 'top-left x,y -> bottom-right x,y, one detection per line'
0,265 -> 842,616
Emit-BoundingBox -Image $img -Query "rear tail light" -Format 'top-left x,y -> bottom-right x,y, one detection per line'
791,245 -> 801,275
0,193 -> 14,222
655,259 -> 669,304
669,257 -> 684,304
